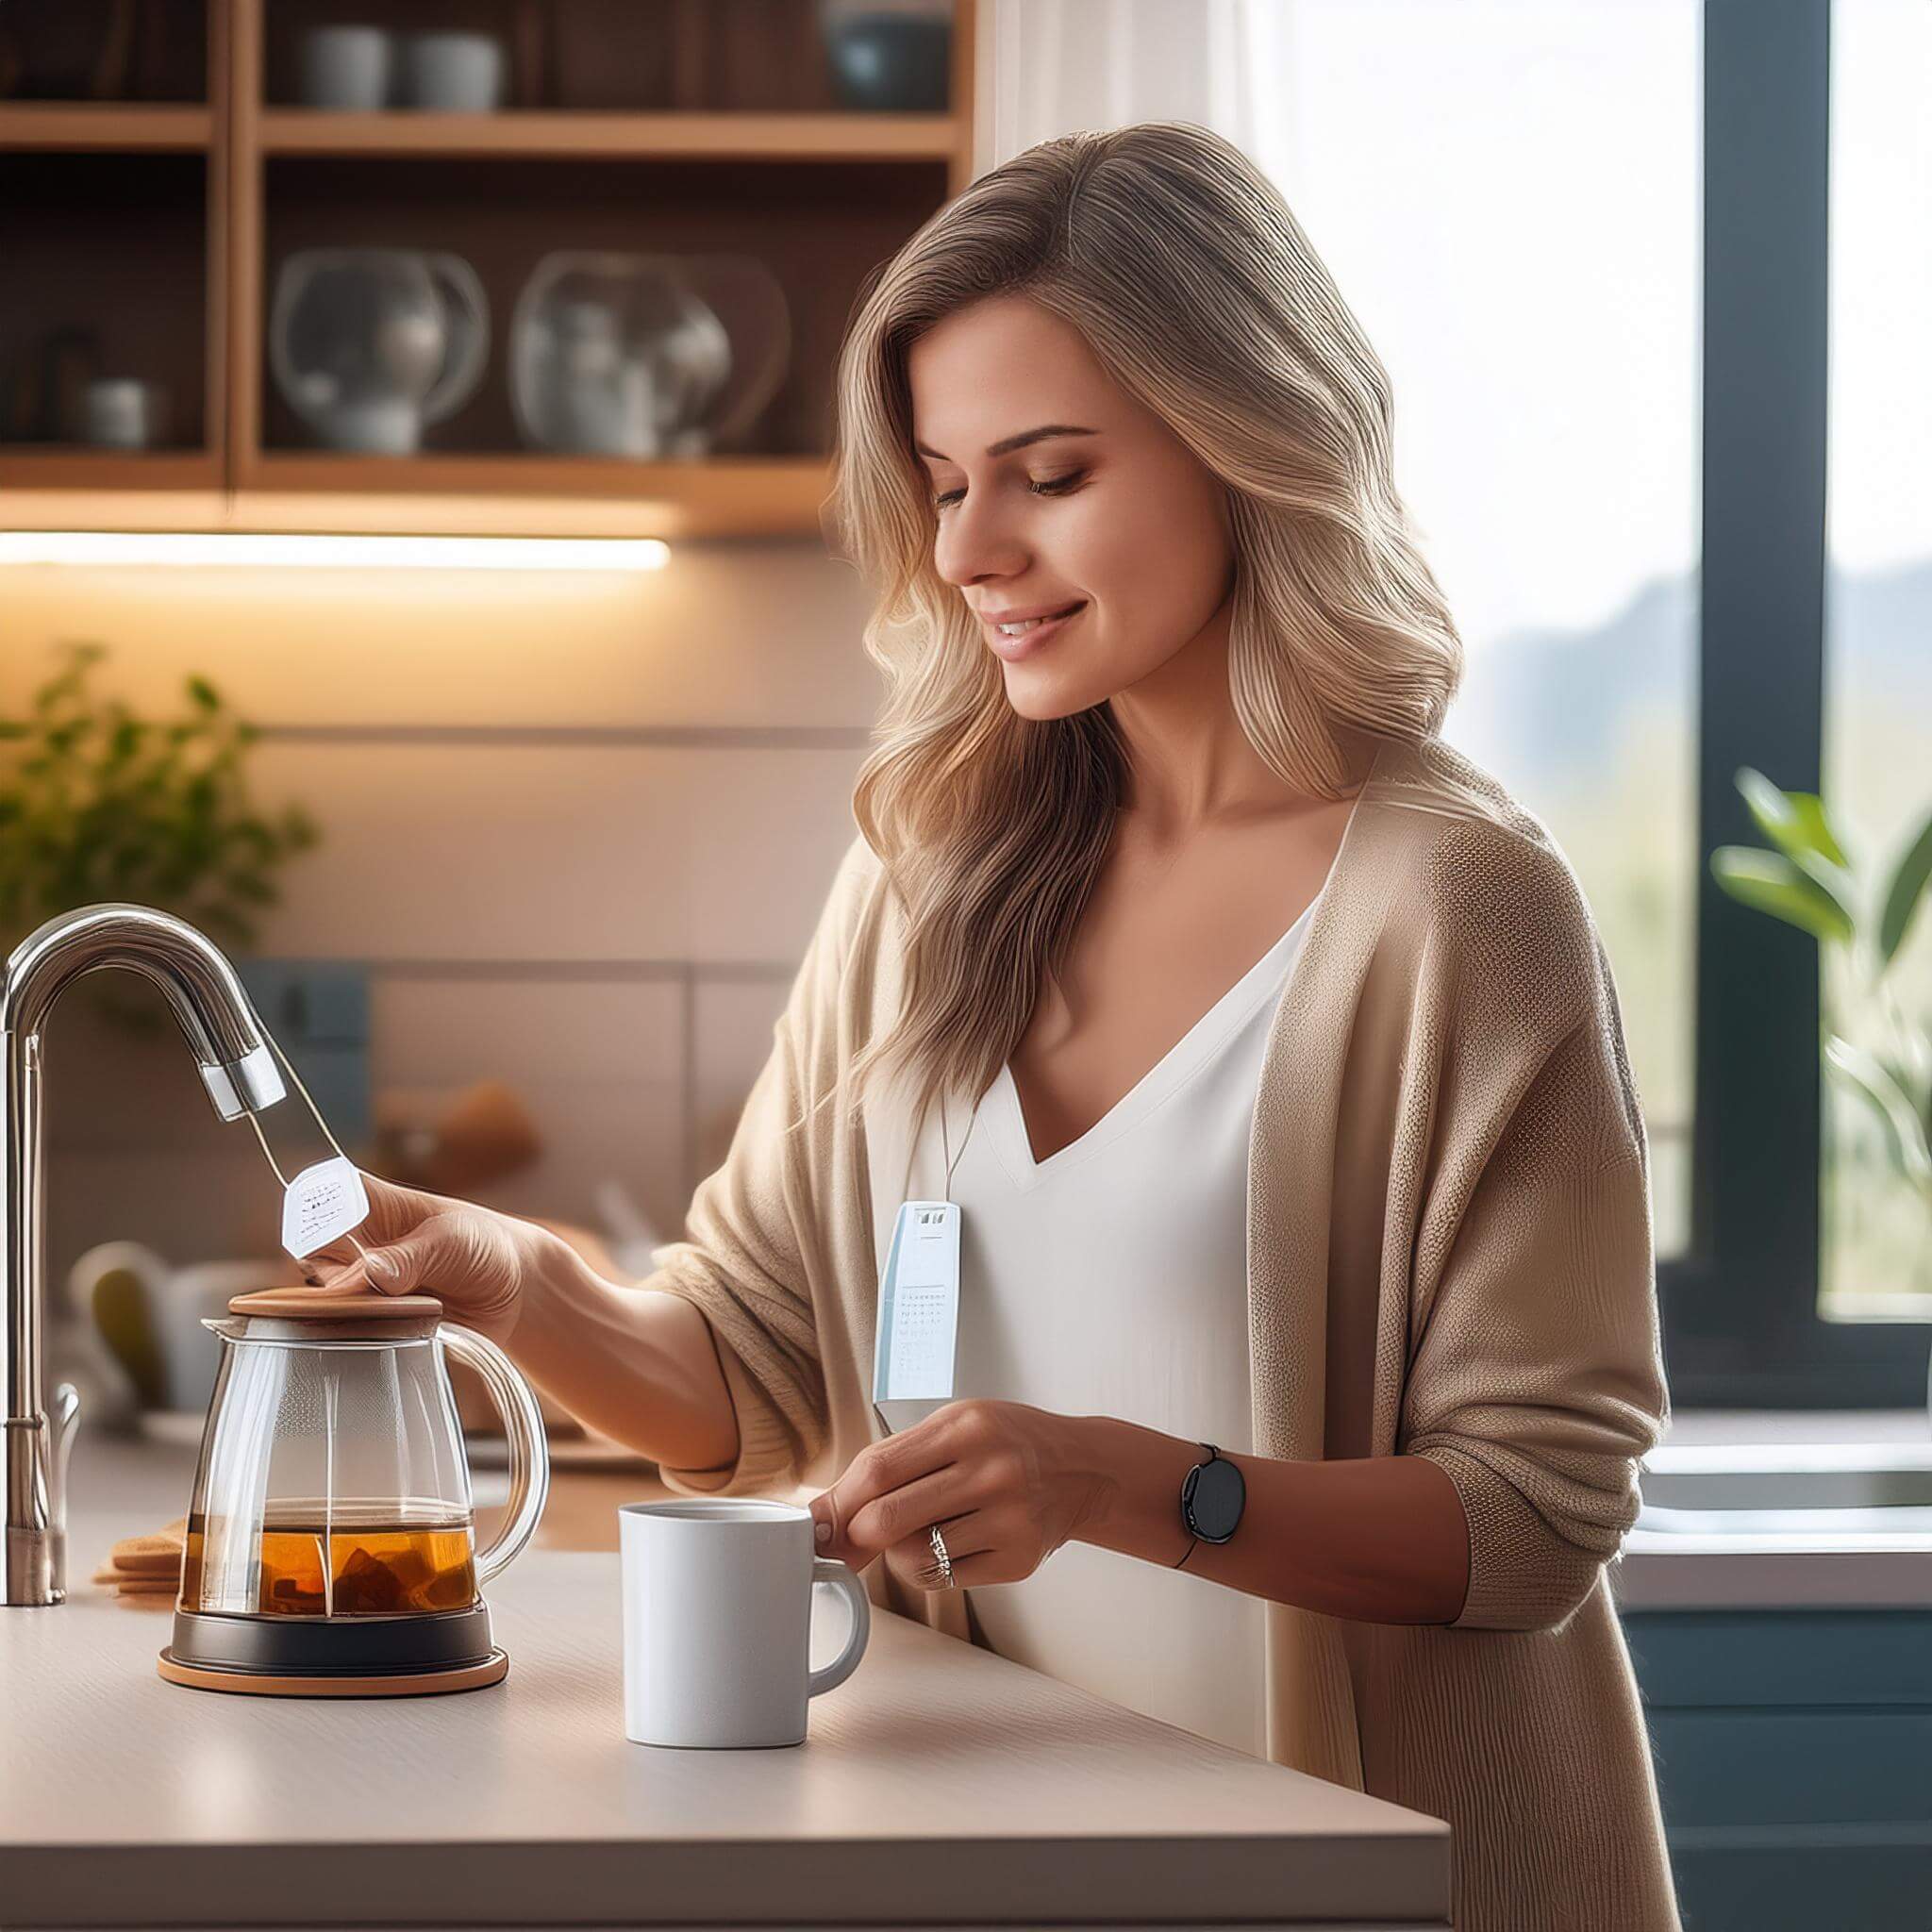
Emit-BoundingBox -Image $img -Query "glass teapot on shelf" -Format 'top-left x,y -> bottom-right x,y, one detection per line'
158,1288 -> 549,1698
508,250 -> 790,458
269,246 -> 490,454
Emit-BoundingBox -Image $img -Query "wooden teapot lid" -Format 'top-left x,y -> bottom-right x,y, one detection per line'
227,1288 -> 445,1320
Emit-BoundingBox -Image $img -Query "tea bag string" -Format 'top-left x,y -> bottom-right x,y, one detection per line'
896,1085 -> 983,1208
242,1022 -> 374,1265
938,1085 -> 982,1205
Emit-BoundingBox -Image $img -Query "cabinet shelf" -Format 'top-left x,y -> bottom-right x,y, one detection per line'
0,449 -> 220,490
0,104 -> 213,151
241,453 -> 834,538
256,109 -> 958,162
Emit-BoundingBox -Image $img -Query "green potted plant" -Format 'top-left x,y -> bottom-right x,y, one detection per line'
0,641 -> 319,1009
1712,767 -> 1932,1399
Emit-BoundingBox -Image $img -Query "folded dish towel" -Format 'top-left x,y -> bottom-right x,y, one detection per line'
92,1519 -> 186,1605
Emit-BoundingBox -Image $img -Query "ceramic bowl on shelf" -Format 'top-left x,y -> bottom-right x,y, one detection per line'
818,0 -> 952,111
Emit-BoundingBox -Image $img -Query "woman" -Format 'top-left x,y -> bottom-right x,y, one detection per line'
310,124 -> 1679,1932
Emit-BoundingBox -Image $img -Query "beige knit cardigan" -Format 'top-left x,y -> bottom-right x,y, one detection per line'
647,733 -> 1681,1932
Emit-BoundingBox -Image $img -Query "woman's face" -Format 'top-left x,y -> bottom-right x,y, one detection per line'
907,295 -> 1236,721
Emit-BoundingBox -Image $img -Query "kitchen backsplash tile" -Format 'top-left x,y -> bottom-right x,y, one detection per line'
242,741 -> 866,962
3,538 -> 888,1342
0,539 -> 883,730
692,976 -> 794,1179
372,975 -> 687,1240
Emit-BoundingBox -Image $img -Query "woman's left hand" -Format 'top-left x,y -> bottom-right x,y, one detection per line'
808,1399 -> 1109,1592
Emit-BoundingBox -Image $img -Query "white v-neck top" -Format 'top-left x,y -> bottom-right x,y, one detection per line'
924,897 -> 1320,1758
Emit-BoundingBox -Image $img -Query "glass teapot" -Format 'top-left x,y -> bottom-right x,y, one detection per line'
508,250 -> 790,458
269,246 -> 490,454
161,1289 -> 548,1694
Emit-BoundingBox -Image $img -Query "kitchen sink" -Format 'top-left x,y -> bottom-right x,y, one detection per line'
1636,1442 -> 1932,1536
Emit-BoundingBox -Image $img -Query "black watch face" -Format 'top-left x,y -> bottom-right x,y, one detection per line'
1187,1457 -> 1245,1541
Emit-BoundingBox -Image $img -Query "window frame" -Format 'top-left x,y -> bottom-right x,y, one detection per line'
1663,0 -> 1929,1407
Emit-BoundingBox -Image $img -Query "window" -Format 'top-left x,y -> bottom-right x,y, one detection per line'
1821,0 -> 1932,1322
1250,1 -> 1701,1257
1255,0 -> 1928,1400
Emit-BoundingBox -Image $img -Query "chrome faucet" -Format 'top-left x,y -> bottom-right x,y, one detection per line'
4,905 -> 287,1607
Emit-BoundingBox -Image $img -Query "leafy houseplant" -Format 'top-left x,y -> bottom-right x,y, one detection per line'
0,643 -> 318,1017
1711,768 -> 1932,1310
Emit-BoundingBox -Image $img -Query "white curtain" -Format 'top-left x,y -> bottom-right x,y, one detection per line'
974,0 -> 1294,176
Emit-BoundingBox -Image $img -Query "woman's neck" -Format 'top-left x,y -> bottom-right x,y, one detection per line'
1107,597 -> 1367,839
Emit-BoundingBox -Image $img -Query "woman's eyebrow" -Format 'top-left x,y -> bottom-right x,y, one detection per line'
913,424 -> 1099,463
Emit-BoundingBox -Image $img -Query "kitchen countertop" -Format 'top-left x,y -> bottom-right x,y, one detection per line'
1612,1408 -> 1932,1612
1650,1407 -> 1930,1446
2,1429 -> 1452,1931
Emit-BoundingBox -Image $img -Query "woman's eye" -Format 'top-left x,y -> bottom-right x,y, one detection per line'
931,470 -> 1087,511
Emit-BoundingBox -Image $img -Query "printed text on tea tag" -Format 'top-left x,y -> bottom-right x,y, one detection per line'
280,1155 -> 372,1259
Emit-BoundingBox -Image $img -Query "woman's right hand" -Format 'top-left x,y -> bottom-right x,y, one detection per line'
303,1172 -> 558,1348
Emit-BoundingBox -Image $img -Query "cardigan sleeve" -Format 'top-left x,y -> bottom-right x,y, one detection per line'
1401,933 -> 1672,1633
644,834 -> 877,1498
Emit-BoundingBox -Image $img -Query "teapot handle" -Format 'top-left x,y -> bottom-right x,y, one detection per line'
421,252 -> 491,426
687,255 -> 791,447
441,1324 -> 550,1585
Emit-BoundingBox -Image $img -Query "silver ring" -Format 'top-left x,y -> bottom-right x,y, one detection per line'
925,1522 -> 956,1590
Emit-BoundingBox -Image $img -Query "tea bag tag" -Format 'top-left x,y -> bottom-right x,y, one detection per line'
870,1200 -> 959,1437
280,1155 -> 372,1259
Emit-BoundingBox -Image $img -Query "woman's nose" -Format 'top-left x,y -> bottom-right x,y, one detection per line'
934,493 -> 1027,590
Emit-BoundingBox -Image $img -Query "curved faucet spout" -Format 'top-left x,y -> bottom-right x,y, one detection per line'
3,904 -> 289,1607
3,905 -> 287,1118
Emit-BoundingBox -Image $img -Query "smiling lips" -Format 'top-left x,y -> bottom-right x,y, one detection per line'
983,600 -> 1086,660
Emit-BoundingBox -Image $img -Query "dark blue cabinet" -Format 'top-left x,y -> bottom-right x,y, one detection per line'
234,959 -> 371,1145
1623,1609 -> 1932,1930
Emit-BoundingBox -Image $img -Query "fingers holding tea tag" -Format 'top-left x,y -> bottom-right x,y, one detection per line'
298,1203 -> 532,1343
305,1242 -> 409,1298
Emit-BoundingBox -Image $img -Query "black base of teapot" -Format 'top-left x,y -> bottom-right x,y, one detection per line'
167,1602 -> 496,1675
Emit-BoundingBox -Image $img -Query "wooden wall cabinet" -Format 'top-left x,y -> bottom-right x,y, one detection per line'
0,0 -> 975,536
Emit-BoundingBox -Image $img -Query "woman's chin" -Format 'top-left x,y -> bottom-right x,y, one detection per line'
997,661 -> 1103,723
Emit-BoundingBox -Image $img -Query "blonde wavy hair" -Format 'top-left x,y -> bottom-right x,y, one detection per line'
824,120 -> 1473,1134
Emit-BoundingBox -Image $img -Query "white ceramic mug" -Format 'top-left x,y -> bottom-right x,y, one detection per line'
400,31 -> 506,111
78,376 -> 169,449
619,1499 -> 870,1748
298,25 -> 393,109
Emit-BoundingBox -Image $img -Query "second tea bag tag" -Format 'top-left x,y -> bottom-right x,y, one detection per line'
871,1200 -> 960,1437
280,1155 -> 372,1260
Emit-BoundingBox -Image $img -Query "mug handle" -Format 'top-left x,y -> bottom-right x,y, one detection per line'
806,1557 -> 871,1699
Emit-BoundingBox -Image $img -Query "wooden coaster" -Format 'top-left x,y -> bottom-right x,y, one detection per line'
92,1567 -> 176,1591
157,1647 -> 508,1697
108,1539 -> 183,1574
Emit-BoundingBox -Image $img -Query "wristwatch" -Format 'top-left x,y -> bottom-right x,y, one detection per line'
1174,1442 -> 1245,1568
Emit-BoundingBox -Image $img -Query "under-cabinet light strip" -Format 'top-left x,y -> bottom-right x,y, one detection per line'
0,532 -> 671,572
